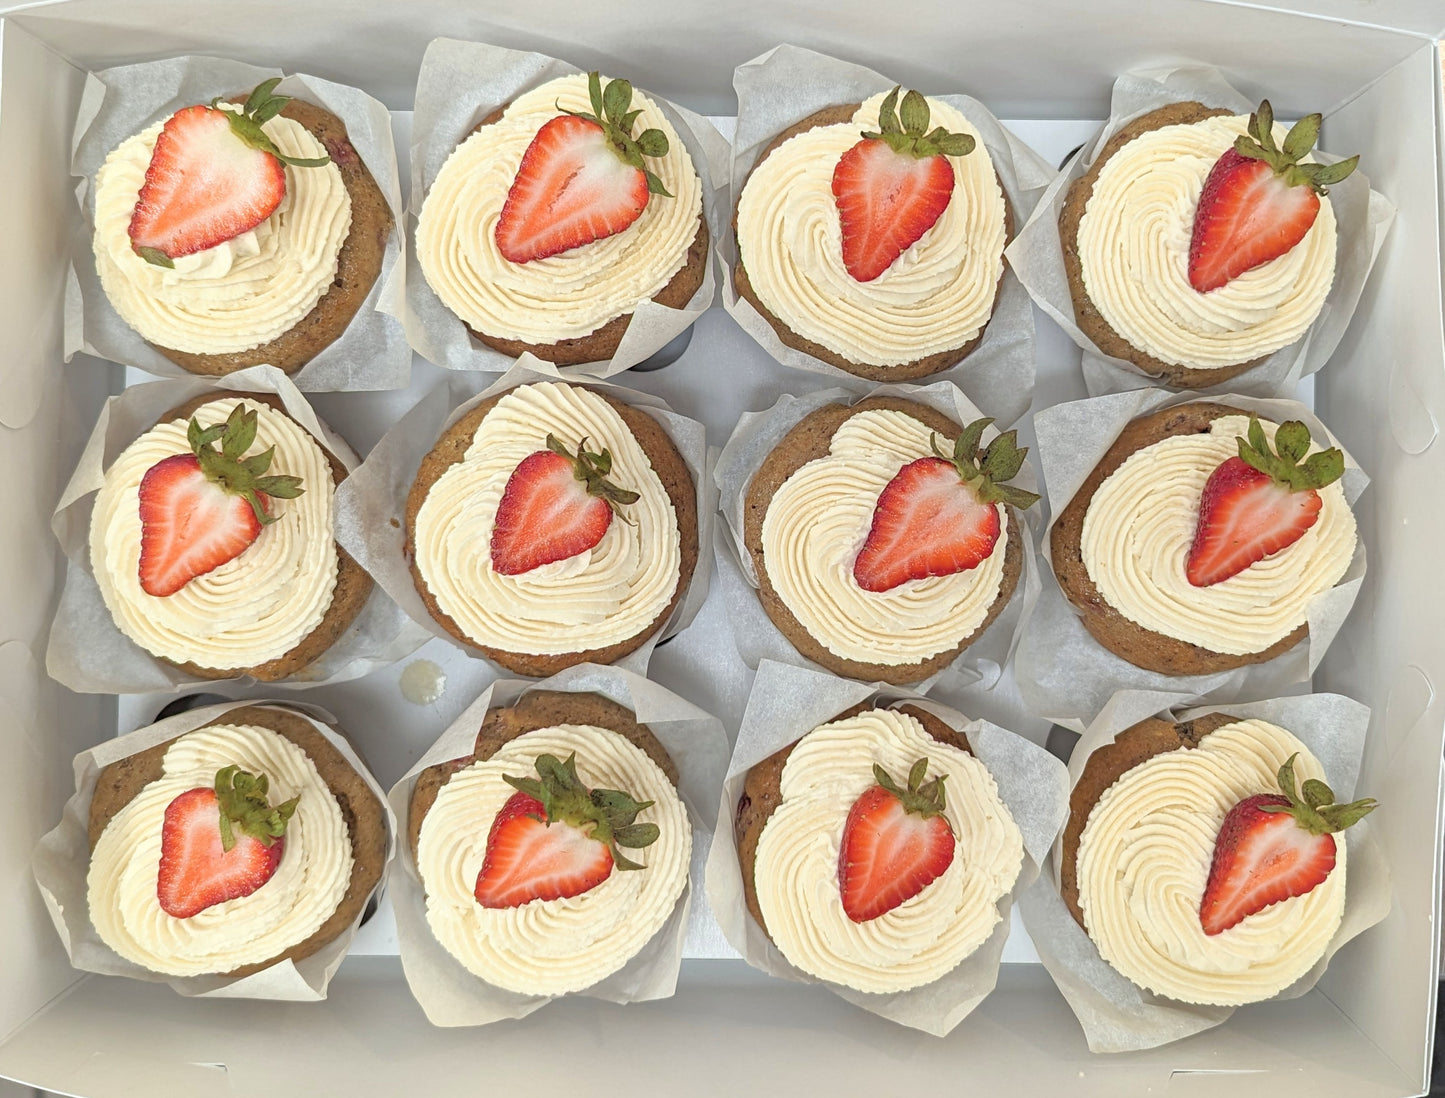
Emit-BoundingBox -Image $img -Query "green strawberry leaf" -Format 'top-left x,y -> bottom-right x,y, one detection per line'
136,245 -> 175,268
1273,420 -> 1311,463
635,128 -> 669,158
1282,113 -> 1322,162
588,71 -> 605,120
602,77 -> 632,126
876,86 -> 901,137
899,88 -> 931,136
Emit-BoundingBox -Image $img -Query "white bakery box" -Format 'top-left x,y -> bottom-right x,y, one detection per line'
0,0 -> 1442,1094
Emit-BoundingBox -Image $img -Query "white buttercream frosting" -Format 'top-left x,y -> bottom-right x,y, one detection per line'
754,707 -> 1023,993
87,721 -> 353,977
413,382 -> 682,655
761,407 -> 1009,666
416,723 -> 690,995
1078,113 -> 1337,370
1080,414 -> 1355,656
416,74 -> 703,343
737,92 -> 1007,368
89,396 -> 338,671
1076,718 -> 1346,1005
92,106 -> 352,355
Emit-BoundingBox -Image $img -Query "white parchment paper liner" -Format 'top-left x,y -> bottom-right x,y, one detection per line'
1006,64 -> 1395,399
1018,689 -> 1389,1052
47,364 -> 429,694
65,55 -> 411,392
704,659 -> 1067,1036
722,44 -> 1056,426
404,37 -> 727,378
31,699 -> 396,1001
712,379 -> 1041,694
387,663 -> 729,1026
1016,388 -> 1369,729
334,355 -> 714,677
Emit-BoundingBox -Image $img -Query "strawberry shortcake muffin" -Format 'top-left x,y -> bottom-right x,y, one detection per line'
405,381 -> 698,675
85,705 -> 388,978
735,86 -> 1011,381
733,702 -> 1024,993
91,78 -> 392,376
416,71 -> 707,365
88,393 -> 371,680
1060,710 -> 1375,1005
1061,99 -> 1358,387
407,690 -> 690,996
1051,403 -> 1357,675
742,395 -> 1036,684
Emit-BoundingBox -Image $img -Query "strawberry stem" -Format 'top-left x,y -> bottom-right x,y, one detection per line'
214,78 -> 332,169
873,758 -> 948,818
927,418 -> 1040,510
212,764 -> 298,852
559,72 -> 673,198
502,752 -> 659,870
1237,415 -> 1344,493
1257,752 -> 1377,835
187,403 -> 304,526
544,433 -> 640,516
1233,99 -> 1357,195
861,87 -> 975,160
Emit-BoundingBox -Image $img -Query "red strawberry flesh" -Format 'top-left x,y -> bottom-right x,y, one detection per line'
1188,149 -> 1320,293
495,115 -> 649,263
129,105 -> 287,261
139,453 -> 264,596
156,787 -> 285,919
1199,793 -> 1337,935
474,791 -> 614,908
1186,456 -> 1321,587
838,784 -> 955,922
832,140 -> 954,282
853,457 -> 1000,593
490,449 -> 613,575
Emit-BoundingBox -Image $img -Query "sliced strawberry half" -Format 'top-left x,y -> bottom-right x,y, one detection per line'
1186,416 -> 1344,587
139,454 -> 264,596
475,752 -> 660,909
1199,752 -> 1376,935
495,72 -> 673,263
853,458 -> 999,591
129,78 -> 330,267
156,764 -> 298,919
852,416 -> 1040,593
490,434 -> 639,575
832,86 -> 975,282
137,403 -> 304,597
473,792 -> 612,908
838,758 -> 955,922
1188,99 -> 1358,293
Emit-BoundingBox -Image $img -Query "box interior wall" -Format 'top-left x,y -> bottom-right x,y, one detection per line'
0,2 -> 1441,1095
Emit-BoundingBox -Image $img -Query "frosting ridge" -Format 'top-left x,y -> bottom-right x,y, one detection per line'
1080,414 -> 1355,655
93,107 -> 352,355
761,407 -> 1009,666
1076,718 -> 1346,1005
414,382 -> 683,655
416,722 -> 690,995
87,720 -> 354,977
754,707 -> 1023,993
89,397 -> 339,671
416,74 -> 703,343
1078,114 -> 1337,369
737,92 -> 1007,367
